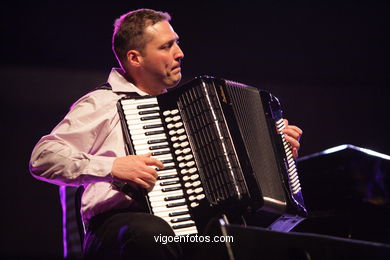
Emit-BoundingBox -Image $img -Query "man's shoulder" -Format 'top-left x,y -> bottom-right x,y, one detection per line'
70,86 -> 122,112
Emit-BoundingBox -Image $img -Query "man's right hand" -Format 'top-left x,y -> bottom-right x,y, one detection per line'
111,153 -> 164,191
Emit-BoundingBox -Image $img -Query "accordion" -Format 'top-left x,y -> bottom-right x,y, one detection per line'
117,76 -> 306,236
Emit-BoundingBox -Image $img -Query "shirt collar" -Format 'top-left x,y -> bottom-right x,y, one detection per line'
107,68 -> 149,96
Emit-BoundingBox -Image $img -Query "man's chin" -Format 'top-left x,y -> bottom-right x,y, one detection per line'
166,74 -> 182,88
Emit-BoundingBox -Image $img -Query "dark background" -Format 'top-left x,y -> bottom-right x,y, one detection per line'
1,0 -> 389,258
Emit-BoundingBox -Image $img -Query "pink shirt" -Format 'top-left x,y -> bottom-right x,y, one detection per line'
29,68 -> 149,224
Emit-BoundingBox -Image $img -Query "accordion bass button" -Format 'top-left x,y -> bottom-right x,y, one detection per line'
186,161 -> 195,167
163,110 -> 171,116
171,109 -> 179,115
196,194 -> 205,200
178,135 -> 187,141
190,174 -> 199,180
182,148 -> 191,154
176,129 -> 185,135
194,187 -> 203,194
180,141 -> 189,148
190,202 -> 199,208
179,162 -> 186,168
165,117 -> 173,123
184,155 -> 193,160
188,168 -> 197,174
174,122 -> 183,128
192,181 -> 201,187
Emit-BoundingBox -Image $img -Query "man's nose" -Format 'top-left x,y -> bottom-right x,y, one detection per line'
174,43 -> 184,60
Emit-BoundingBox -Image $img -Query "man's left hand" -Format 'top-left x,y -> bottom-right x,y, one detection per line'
281,119 -> 303,159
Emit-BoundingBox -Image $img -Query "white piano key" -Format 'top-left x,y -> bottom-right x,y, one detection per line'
135,148 -> 170,154
127,127 -> 165,135
126,123 -> 159,130
151,210 -> 189,219
123,107 -> 160,116
125,113 -> 160,121
148,192 -> 183,201
169,214 -> 192,222
121,97 -> 157,105
150,198 -> 186,208
126,118 -> 162,126
173,227 -> 198,236
153,206 -> 190,216
152,205 -> 189,214
156,177 -> 180,185
172,219 -> 196,228
132,142 -> 169,151
148,190 -> 183,199
130,133 -> 167,141
152,154 -> 173,161
151,184 -> 181,192
156,169 -> 178,176
121,101 -> 158,108
132,137 -> 167,146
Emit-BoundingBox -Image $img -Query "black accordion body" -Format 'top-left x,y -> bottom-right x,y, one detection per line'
117,76 -> 306,236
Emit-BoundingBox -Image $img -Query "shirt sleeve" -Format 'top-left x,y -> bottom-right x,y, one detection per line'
29,90 -> 120,186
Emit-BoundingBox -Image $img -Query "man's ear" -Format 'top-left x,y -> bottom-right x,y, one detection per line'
126,50 -> 142,67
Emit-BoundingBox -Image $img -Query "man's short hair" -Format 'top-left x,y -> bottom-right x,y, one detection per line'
112,9 -> 171,68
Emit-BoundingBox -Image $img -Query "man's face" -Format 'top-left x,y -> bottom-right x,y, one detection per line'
140,20 -> 184,91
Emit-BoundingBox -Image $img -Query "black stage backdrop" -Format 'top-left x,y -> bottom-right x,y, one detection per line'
1,0 -> 389,258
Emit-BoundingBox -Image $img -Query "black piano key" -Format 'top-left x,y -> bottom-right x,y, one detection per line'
143,124 -> 163,129
147,139 -> 167,144
169,211 -> 189,217
141,115 -> 160,121
172,223 -> 196,229
160,159 -> 174,164
145,130 -> 165,135
166,201 -> 187,208
139,109 -> 160,115
149,144 -> 170,150
164,195 -> 184,201
153,151 -> 172,156
171,217 -> 192,223
160,180 -> 180,186
157,174 -> 178,180
137,104 -> 159,109
157,165 -> 176,172
162,186 -> 181,192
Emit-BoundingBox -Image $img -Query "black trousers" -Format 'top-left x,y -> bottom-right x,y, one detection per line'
83,210 -> 184,260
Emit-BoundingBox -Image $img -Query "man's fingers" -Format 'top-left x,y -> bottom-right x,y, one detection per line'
284,135 -> 300,150
132,177 -> 155,191
143,156 -> 164,169
288,125 -> 303,136
282,127 -> 302,140
292,147 -> 299,159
